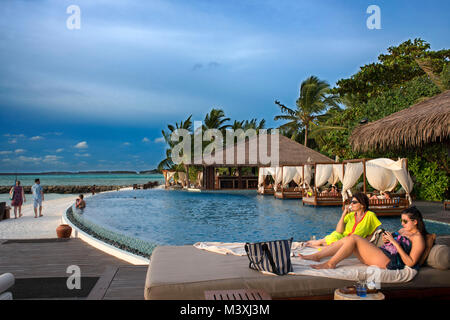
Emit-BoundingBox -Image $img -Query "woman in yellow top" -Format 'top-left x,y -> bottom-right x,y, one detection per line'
305,192 -> 381,248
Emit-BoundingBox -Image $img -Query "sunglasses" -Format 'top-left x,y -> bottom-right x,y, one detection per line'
401,219 -> 411,224
351,200 -> 359,204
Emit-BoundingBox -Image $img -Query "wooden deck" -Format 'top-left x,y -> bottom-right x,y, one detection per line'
0,238 -> 148,300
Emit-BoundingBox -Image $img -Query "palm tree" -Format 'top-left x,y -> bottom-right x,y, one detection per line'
158,115 -> 193,171
274,76 -> 340,147
203,108 -> 231,131
231,118 -> 266,132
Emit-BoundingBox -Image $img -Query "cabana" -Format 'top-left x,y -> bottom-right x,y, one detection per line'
340,158 -> 413,216
257,167 -> 276,195
273,166 -> 305,199
198,133 -> 332,191
302,162 -> 344,206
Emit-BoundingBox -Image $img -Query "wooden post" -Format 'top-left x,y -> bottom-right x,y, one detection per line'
281,166 -> 284,198
238,167 -> 243,189
362,159 -> 367,194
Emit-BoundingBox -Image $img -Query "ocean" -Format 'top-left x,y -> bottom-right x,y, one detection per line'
0,173 -> 164,187
0,173 -> 164,203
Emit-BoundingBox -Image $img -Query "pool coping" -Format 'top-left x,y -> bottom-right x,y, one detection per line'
61,203 -> 150,266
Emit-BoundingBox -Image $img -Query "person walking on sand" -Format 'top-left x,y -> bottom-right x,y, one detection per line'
10,180 -> 26,219
31,178 -> 44,218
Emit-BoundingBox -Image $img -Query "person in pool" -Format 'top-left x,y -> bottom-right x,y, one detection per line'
300,206 -> 427,270
305,192 -> 381,248
75,194 -> 86,209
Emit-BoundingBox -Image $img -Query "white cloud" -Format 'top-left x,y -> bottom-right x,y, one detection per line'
14,149 -> 26,154
142,137 -> 150,143
18,156 -> 41,162
8,138 -> 17,144
154,137 -> 165,143
4,134 -> 25,138
122,142 -> 131,146
0,151 -> 13,155
43,155 -> 62,162
75,153 -> 90,157
56,148 -> 64,153
74,141 -> 88,149
30,136 -> 44,141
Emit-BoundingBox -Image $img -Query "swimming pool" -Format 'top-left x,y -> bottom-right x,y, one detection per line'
78,189 -> 450,247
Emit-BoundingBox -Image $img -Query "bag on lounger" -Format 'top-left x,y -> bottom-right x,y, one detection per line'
245,238 -> 293,275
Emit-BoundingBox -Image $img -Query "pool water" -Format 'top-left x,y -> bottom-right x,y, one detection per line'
81,189 -> 450,246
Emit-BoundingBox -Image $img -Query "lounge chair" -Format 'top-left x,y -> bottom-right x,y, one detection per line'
144,236 -> 450,300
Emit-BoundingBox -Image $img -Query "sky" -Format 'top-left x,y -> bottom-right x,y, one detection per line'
0,0 -> 449,172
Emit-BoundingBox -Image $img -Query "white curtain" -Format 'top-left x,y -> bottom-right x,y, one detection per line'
293,166 -> 304,186
303,165 -> 312,188
265,167 -> 276,177
258,167 -> 266,187
366,158 -> 414,204
328,164 -> 343,185
366,159 -> 398,193
166,171 -> 176,181
315,164 -> 333,188
197,171 -> 203,187
282,166 -> 300,188
274,167 -> 283,191
177,172 -> 187,187
341,162 -> 364,201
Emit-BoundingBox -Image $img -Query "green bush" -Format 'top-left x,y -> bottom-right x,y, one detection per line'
408,156 -> 449,201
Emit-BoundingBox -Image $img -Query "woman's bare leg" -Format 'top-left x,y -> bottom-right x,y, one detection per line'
305,238 -> 327,248
300,239 -> 346,262
19,205 -> 22,217
13,206 -> 17,218
312,235 -> 390,269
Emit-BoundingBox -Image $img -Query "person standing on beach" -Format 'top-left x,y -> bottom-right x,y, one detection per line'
31,178 -> 44,218
10,180 -> 25,219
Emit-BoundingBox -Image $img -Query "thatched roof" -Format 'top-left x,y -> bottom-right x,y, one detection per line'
196,133 -> 332,167
350,90 -> 450,152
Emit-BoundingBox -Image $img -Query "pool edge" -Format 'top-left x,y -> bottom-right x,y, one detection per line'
62,205 -> 150,266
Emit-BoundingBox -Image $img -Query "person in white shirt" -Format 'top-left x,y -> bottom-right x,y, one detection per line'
31,178 -> 44,218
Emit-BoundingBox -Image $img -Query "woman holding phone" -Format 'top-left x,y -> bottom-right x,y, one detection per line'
301,206 -> 427,270
305,192 -> 381,248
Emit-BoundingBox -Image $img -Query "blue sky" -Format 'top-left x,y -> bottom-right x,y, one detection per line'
0,0 -> 449,172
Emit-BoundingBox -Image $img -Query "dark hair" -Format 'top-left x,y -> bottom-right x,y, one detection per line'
16,180 -> 20,185
79,194 -> 84,199
402,206 -> 428,237
352,192 -> 370,212
35,178 -> 40,183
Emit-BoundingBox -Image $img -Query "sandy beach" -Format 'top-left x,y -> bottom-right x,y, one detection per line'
0,195 -> 78,239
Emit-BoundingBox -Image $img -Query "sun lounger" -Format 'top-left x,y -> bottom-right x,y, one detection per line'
144,237 -> 450,300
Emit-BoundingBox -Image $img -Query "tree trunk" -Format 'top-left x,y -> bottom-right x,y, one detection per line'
304,124 -> 309,147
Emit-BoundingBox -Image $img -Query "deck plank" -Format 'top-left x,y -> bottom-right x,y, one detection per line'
0,238 -> 148,300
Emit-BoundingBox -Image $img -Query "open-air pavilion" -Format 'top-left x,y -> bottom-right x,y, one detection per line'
193,133 -> 333,192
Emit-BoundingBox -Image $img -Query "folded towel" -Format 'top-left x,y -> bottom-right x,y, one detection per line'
193,241 -> 417,283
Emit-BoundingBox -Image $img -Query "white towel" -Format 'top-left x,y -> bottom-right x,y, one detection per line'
193,241 -> 417,283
